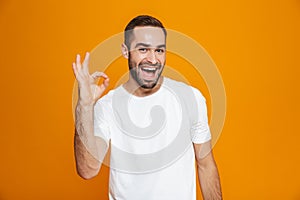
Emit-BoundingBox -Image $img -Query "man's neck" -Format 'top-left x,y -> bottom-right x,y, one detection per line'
123,76 -> 164,97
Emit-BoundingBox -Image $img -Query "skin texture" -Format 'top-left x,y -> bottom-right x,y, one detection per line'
122,27 -> 166,96
194,141 -> 223,199
72,53 -> 109,179
73,26 -> 222,199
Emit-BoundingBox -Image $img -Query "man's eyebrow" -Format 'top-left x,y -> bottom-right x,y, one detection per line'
157,44 -> 166,48
134,43 -> 166,48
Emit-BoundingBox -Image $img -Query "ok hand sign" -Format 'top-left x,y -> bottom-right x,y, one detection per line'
72,52 -> 110,106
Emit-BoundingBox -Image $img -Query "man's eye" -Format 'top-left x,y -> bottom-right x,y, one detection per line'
156,49 -> 165,53
138,48 -> 147,52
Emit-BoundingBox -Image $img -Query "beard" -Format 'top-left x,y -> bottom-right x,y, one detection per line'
128,54 -> 164,89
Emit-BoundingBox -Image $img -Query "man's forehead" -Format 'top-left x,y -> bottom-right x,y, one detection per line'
132,26 -> 164,34
130,26 -> 165,45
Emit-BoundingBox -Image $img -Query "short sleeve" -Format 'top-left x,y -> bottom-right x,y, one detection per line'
94,100 -> 111,144
190,88 -> 212,144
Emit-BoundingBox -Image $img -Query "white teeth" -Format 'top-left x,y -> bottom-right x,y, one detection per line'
143,67 -> 156,71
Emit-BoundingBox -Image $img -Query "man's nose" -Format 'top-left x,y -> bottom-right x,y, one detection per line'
146,50 -> 157,64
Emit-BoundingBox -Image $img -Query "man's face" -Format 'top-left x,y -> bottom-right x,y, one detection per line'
127,26 -> 166,89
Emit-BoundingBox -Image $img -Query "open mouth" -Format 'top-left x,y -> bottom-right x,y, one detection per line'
141,67 -> 158,73
140,66 -> 159,80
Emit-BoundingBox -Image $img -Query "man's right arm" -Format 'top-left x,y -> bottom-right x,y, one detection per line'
72,52 -> 110,179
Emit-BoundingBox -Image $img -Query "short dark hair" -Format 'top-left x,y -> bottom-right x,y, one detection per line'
124,15 -> 167,49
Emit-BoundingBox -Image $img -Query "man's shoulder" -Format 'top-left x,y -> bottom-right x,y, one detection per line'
164,77 -> 190,88
164,77 -> 205,101
164,77 -> 201,93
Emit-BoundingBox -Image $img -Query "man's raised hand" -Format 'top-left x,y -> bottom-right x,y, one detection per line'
72,52 -> 109,106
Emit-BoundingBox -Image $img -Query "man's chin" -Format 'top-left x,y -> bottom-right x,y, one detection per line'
140,81 -> 157,89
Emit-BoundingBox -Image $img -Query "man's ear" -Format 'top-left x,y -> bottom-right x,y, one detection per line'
121,43 -> 129,59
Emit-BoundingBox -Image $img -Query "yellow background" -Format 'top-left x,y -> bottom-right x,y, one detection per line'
1,0 -> 299,199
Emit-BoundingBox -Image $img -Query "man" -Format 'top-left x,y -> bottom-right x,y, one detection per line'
72,15 -> 222,200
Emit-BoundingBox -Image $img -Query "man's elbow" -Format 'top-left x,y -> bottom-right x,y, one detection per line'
76,163 -> 101,180
78,172 -> 97,180
196,151 -> 217,171
77,168 -> 100,180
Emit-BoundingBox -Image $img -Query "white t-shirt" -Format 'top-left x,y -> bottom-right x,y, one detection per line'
94,78 -> 211,200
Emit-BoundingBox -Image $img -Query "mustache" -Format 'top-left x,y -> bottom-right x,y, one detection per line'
139,62 -> 162,67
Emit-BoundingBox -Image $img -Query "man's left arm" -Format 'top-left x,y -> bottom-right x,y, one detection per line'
193,141 -> 222,200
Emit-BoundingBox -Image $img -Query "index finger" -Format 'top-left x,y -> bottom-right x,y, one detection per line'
91,71 -> 108,80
